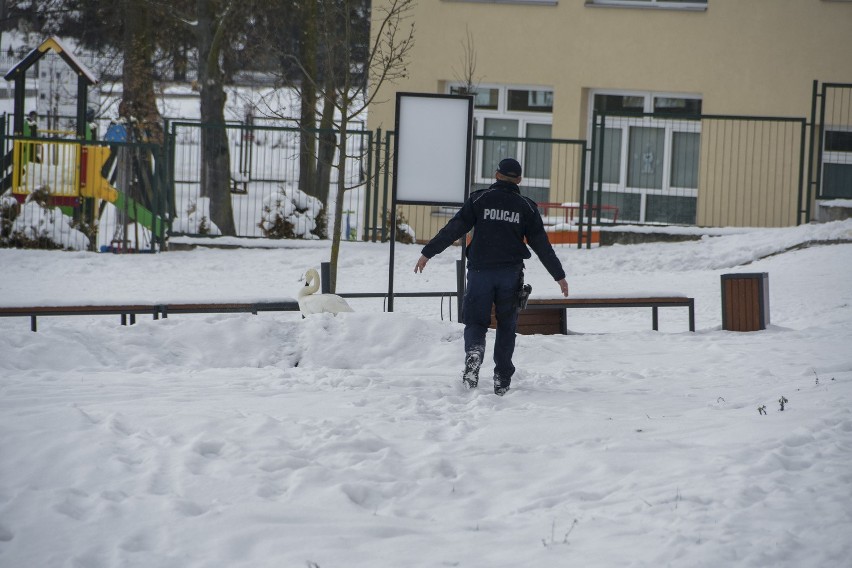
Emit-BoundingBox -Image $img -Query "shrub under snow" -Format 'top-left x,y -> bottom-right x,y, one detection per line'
259,186 -> 323,240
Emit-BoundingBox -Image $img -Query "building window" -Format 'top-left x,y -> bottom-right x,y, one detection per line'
451,86 -> 499,109
508,89 -> 553,113
590,90 -> 703,225
595,94 -> 645,114
481,117 -> 519,178
525,123 -> 553,179
654,97 -> 703,116
595,94 -> 701,116
822,129 -> 852,198
450,83 -> 554,198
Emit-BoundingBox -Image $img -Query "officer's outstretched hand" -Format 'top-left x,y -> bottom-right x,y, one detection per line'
558,278 -> 569,297
414,255 -> 429,273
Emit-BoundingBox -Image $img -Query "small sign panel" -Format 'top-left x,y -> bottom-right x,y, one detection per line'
394,93 -> 473,205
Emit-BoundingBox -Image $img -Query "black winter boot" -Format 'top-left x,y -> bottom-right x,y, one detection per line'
493,373 -> 511,396
462,351 -> 482,389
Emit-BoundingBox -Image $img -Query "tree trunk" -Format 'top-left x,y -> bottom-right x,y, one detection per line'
298,0 -> 318,200
121,0 -> 163,144
328,95 -> 349,293
110,0 -> 163,241
327,0 -> 355,292
314,84 -> 337,240
196,0 -> 236,236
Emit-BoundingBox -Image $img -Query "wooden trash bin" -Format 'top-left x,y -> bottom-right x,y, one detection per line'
721,273 -> 770,331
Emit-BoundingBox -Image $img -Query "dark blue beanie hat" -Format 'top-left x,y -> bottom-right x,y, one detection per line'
497,158 -> 522,178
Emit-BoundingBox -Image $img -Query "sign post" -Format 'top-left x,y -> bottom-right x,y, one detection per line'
388,93 -> 474,312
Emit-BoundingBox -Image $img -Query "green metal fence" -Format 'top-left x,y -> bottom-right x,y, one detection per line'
0,114 -> 168,252
371,131 -> 589,246
585,111 -> 808,246
167,120 -> 373,239
5,82 -> 849,252
359,113 -> 812,247
812,82 -> 852,200
362,128 -> 394,242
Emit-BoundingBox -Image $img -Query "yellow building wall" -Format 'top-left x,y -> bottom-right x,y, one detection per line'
695,118 -> 804,227
370,0 -> 852,134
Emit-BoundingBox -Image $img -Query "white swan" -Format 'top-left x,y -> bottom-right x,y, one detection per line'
297,268 -> 354,316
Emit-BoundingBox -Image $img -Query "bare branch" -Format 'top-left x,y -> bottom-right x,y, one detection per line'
452,26 -> 480,95
207,1 -> 237,71
140,0 -> 198,31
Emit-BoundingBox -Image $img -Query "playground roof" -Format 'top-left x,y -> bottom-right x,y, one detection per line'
3,36 -> 98,85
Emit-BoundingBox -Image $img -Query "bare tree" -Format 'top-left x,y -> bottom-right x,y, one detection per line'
27,0 -> 166,135
234,0 -> 331,237
192,0 -> 237,235
161,0 -> 239,236
121,0 -> 163,142
453,25 -> 480,97
249,0 -> 414,288
296,0 -> 319,201
315,0 -> 416,291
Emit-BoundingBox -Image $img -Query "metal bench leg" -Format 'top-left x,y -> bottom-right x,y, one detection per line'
688,300 -> 695,332
652,306 -> 659,331
31,315 -> 37,332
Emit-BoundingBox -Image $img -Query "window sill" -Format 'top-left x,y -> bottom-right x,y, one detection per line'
442,1 -> 557,5
584,2 -> 707,11
433,206 -> 460,218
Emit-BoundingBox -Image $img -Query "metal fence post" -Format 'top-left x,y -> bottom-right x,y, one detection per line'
320,262 -> 331,294
456,259 -> 465,320
581,112 -> 598,250
797,118 -> 807,225
369,128 -> 382,242
807,80 -> 819,216
816,82 -> 828,199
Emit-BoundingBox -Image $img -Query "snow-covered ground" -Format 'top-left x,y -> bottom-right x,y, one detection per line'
1,220 -> 851,568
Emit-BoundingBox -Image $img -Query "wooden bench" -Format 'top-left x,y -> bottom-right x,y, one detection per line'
0,301 -> 300,332
491,295 -> 696,334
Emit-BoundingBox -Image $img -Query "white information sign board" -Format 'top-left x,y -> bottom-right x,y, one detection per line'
393,93 -> 473,205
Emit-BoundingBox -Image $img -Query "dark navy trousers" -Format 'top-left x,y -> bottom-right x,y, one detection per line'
462,266 -> 522,381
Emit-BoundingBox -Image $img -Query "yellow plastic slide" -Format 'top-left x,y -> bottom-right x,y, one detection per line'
80,145 -> 118,202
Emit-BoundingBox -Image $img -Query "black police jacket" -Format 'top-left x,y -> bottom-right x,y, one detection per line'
421,180 -> 566,281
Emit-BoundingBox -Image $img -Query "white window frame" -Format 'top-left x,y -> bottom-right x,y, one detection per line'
821,126 -> 852,196
589,89 -> 703,223
449,82 -> 554,186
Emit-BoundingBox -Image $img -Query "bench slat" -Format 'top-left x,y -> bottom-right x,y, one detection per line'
0,301 -> 301,332
492,296 -> 695,334
527,297 -> 690,306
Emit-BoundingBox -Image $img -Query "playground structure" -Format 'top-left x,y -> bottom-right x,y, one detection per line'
2,36 -> 166,251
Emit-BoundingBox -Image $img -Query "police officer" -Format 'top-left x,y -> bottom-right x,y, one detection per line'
414,158 -> 569,395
